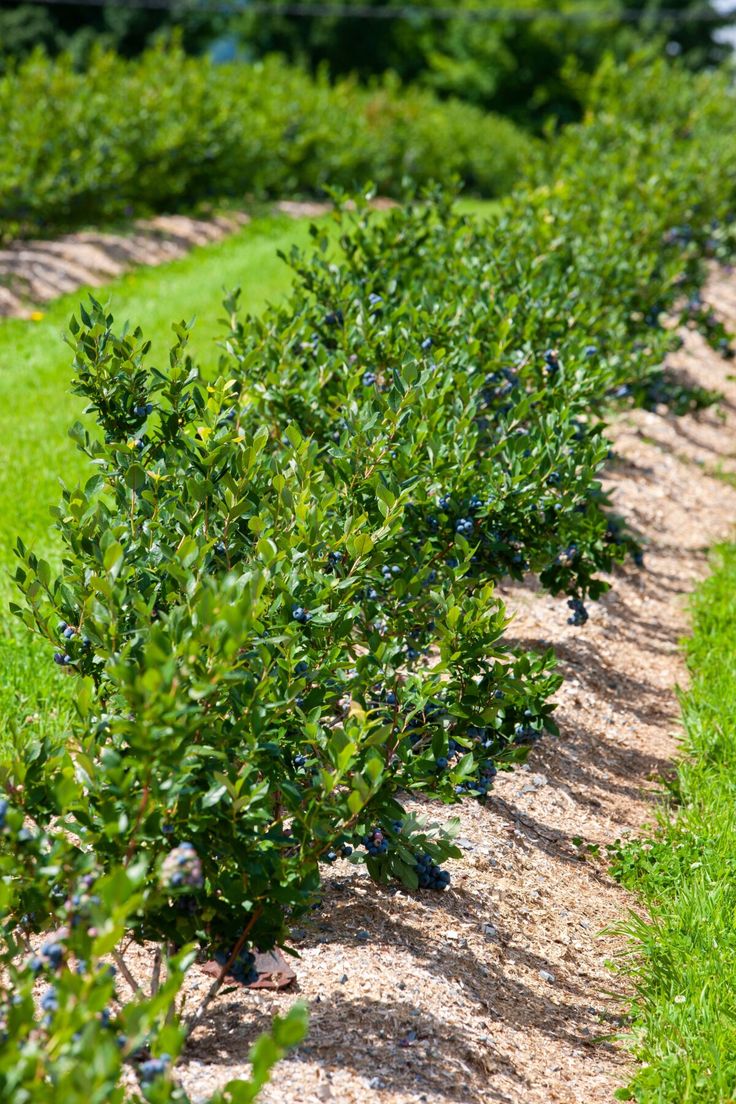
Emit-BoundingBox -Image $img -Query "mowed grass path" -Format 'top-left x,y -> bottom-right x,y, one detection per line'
615,545 -> 736,1100
0,199 -> 496,749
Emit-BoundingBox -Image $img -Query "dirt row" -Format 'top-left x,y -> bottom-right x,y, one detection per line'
0,199 -> 388,318
92,268 -> 736,1102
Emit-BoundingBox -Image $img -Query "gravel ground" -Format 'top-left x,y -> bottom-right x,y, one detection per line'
92,269 -> 736,1102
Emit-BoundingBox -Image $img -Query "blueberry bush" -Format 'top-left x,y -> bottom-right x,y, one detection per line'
0,796 -> 308,1102
10,293 -> 560,955
4,49 -> 736,1096
0,44 -> 535,242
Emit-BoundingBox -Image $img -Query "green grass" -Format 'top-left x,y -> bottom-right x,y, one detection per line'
613,544 -> 736,1102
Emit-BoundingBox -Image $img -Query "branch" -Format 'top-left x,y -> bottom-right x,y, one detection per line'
185,908 -> 262,1037
113,949 -> 144,997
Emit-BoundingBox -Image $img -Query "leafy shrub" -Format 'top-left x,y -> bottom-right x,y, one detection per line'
0,797 -> 308,1101
5,54 -> 736,1083
0,44 -> 535,242
10,291 -> 560,955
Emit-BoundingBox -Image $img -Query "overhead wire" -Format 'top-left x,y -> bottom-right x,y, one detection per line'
8,0 -> 736,23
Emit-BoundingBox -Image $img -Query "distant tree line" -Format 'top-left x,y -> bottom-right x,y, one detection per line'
0,0 -> 732,125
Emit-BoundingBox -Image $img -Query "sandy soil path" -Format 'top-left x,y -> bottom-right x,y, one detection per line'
119,269 -> 736,1104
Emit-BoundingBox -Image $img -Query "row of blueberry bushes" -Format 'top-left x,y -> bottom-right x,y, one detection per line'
3,53 -> 736,1100
0,43 -> 535,243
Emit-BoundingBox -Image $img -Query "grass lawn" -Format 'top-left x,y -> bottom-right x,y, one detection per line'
0,200 -> 498,751
614,545 -> 736,1101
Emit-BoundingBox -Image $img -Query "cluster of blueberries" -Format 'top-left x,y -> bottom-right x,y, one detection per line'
29,939 -> 65,975
324,842 -> 353,862
454,760 -> 498,797
513,721 -> 542,746
325,550 -> 343,573
450,725 -> 501,795
38,965 -> 125,1042
132,402 -> 154,419
414,490 -> 518,550
357,820 -> 452,891
414,853 -> 451,891
40,986 -> 59,1019
567,596 -> 589,627
555,544 -> 578,569
475,761 -> 499,795
292,605 -> 312,625
160,842 -> 204,891
362,827 -> 389,858
139,1054 -> 171,1085
543,349 -> 560,373
53,620 -> 90,667
37,958 -> 115,1027
66,886 -> 101,929
604,515 -> 640,563
481,366 -> 519,406
214,946 -> 258,986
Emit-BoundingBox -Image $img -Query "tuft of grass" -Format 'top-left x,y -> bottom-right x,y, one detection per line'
707,463 -> 736,489
612,543 -> 736,1102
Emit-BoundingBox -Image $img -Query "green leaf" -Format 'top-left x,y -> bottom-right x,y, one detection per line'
103,542 -> 124,578
124,463 -> 146,491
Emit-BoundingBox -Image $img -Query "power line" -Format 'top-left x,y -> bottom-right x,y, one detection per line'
9,0 -> 736,23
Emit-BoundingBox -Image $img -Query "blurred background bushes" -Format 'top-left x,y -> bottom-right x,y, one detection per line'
1,0 -> 732,129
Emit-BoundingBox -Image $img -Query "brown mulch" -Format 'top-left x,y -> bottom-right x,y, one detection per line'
107,270 -> 736,1102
